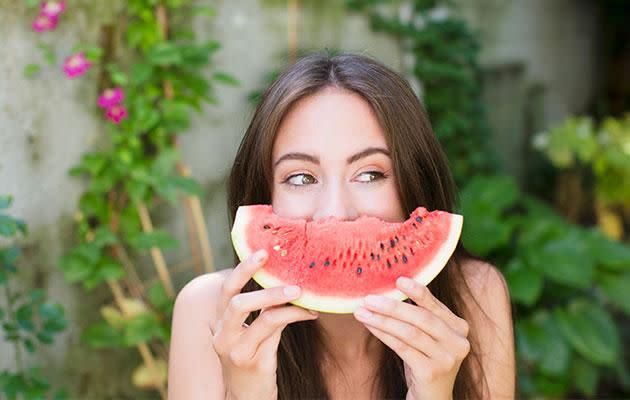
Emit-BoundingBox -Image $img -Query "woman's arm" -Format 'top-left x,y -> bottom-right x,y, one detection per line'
167,271 -> 230,399
462,260 -> 516,399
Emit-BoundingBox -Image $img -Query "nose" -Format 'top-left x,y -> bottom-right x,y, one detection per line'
312,180 -> 359,222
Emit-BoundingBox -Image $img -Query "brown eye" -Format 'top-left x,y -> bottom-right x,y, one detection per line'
287,173 -> 317,186
356,171 -> 385,183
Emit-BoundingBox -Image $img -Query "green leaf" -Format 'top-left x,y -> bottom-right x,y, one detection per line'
147,283 -> 173,314
147,42 -> 183,66
59,252 -> 93,283
16,303 -> 35,332
554,299 -> 620,366
130,63 -> 154,86
23,64 -> 41,78
23,338 -> 35,353
459,174 -> 520,216
84,46 -> 104,62
571,355 -> 600,396
213,71 -> 240,86
504,258 -> 543,306
36,331 -> 53,344
25,0 -> 39,7
105,63 -> 128,86
460,213 -> 513,256
598,271 -> 630,314
0,214 -> 17,237
0,195 -> 12,209
585,229 -> 630,271
128,230 -> 178,250
525,230 -> 594,289
516,311 -> 570,376
162,100 -> 190,131
193,5 -> 217,17
81,322 -> 123,348
123,313 -> 163,345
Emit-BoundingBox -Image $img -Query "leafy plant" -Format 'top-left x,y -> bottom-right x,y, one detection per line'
23,0 -> 237,397
458,175 -> 630,397
0,195 -> 69,400
346,0 -> 500,183
533,115 -> 630,240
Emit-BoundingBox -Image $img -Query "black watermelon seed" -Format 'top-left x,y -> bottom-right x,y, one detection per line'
324,259 -> 330,266
309,261 -> 316,268
377,254 -> 381,261
395,236 -> 399,243
412,223 -> 417,228
386,260 -> 392,268
410,248 -> 415,255
394,256 -> 398,263
380,243 -> 385,250
402,255 -> 408,263
370,252 -> 375,260
390,239 -> 396,248
415,216 -> 423,223
263,224 -> 271,229
357,267 -> 362,275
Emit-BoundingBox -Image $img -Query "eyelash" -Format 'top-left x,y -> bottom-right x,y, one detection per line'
282,171 -> 388,187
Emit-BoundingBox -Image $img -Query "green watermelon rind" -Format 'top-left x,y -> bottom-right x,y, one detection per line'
231,206 -> 463,314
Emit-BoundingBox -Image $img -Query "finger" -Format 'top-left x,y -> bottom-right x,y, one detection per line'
361,320 -> 428,366
239,306 -> 318,360
220,250 -> 268,306
362,294 -> 453,341
222,285 -> 303,332
354,307 -> 441,359
397,277 -> 470,337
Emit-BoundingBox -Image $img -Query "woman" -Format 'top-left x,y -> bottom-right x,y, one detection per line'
168,52 -> 515,399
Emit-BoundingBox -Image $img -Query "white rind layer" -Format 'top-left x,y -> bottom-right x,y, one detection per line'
231,208 -> 464,314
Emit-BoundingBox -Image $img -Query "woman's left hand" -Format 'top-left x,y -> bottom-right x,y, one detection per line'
353,276 -> 471,400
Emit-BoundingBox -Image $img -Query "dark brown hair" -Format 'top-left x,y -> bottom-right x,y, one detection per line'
227,52 -> 489,399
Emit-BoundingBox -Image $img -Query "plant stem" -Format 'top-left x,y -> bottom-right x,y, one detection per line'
4,283 -> 23,373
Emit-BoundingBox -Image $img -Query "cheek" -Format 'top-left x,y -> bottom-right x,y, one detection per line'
352,180 -> 406,222
271,185 -> 318,219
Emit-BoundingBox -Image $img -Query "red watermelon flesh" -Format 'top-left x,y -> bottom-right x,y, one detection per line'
231,205 -> 463,314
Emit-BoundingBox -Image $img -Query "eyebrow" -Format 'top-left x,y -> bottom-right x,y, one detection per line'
273,146 -> 390,168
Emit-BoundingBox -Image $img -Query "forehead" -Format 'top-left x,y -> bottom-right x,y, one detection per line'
273,87 -> 388,159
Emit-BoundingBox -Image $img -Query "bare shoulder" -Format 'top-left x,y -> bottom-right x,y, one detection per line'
167,268 -> 233,400
459,257 -> 516,399
460,258 -> 510,309
174,267 -> 234,330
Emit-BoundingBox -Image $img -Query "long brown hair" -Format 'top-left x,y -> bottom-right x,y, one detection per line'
227,52 -> 488,399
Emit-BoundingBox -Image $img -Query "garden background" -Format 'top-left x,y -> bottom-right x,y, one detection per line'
1,0 -> 629,398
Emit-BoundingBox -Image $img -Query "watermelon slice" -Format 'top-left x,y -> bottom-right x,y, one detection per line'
231,205 -> 463,314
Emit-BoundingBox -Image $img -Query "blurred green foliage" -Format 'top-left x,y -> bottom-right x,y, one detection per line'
0,195 -> 69,400
533,115 -> 630,207
459,175 -> 630,397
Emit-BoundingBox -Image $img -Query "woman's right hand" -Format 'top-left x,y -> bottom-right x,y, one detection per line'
211,249 -> 319,400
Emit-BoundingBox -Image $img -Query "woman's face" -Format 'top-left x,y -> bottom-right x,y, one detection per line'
271,86 -> 405,223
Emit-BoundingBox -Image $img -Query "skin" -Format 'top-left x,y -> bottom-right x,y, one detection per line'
167,87 -> 516,399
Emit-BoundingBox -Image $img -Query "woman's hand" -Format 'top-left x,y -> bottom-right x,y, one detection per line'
211,249 -> 319,400
353,276 -> 470,400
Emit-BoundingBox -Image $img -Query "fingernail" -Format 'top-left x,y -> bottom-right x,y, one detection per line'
254,250 -> 267,263
283,285 -> 301,298
397,277 -> 414,290
355,308 -> 373,320
308,310 -> 319,316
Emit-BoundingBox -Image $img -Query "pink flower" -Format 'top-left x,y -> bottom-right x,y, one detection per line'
105,105 -> 128,124
63,53 -> 91,78
98,88 -> 124,108
41,1 -> 66,18
32,13 -> 58,32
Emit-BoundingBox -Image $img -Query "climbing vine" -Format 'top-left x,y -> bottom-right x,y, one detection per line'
23,0 -> 237,397
0,195 -> 69,400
